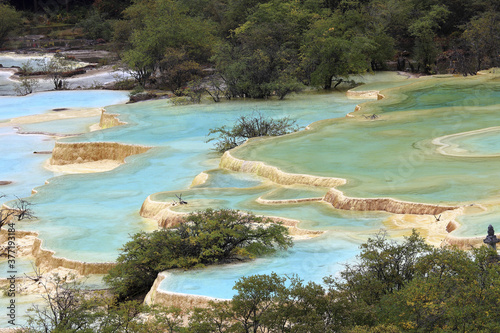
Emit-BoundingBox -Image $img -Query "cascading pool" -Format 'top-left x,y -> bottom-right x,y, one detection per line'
1,67 -> 500,326
24,91 -> 371,262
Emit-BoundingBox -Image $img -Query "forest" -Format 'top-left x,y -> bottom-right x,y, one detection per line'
1,0 -> 499,99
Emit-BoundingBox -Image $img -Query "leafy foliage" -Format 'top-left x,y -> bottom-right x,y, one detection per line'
13,60 -> 40,96
378,246 -> 500,331
185,231 -> 500,332
0,3 -> 21,47
27,230 -> 500,332
408,5 -> 449,73
42,56 -> 75,91
24,275 -> 145,333
105,209 -> 292,300
207,112 -> 299,153
120,0 -> 214,88
461,11 -> 500,73
333,229 -> 432,306
76,9 -> 113,41
300,9 -> 377,88
212,0 -> 308,98
99,0 -> 500,94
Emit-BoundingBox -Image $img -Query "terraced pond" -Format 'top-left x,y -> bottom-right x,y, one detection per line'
1,69 -> 499,326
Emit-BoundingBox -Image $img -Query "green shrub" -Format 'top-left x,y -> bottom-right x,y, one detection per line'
105,209 -> 292,300
77,9 -> 112,41
207,112 -> 300,153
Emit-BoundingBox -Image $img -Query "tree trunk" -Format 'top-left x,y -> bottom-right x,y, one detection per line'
323,75 -> 333,89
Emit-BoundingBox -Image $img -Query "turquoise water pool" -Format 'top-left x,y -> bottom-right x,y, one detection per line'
2,90 -> 368,263
160,231 -> 367,299
435,127 -> 500,157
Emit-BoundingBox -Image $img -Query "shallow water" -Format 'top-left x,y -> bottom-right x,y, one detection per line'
18,116 -> 101,135
0,51 -> 131,95
233,75 -> 500,204
0,53 -> 56,70
0,127 -> 56,198
161,231 -> 367,299
0,90 -> 129,121
350,71 -> 421,91
436,127 -> 500,157
24,92 -> 367,262
156,74 -> 500,298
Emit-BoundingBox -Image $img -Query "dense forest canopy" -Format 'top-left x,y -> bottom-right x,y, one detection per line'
1,0 -> 499,97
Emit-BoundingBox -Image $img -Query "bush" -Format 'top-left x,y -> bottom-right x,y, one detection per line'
76,9 -> 113,41
0,4 -> 21,47
105,209 -> 292,300
112,78 -> 137,90
207,112 -> 300,153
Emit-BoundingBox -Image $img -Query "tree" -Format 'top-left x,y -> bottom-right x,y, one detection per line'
461,11 -> 500,72
120,0 -> 215,88
93,0 -> 132,19
213,0 -> 309,98
230,273 -> 288,333
0,3 -> 21,47
24,274 -> 147,333
188,301 -> 233,333
42,55 -> 74,90
206,112 -> 299,153
105,209 -> 292,300
13,60 -> 40,96
204,73 -> 229,102
189,273 -> 352,332
14,77 -> 39,96
0,194 -> 35,230
158,48 -> 202,94
408,4 -> 449,73
378,246 -> 500,331
300,8 -> 376,89
332,230 -> 432,306
77,9 -> 113,41
25,276 -> 102,332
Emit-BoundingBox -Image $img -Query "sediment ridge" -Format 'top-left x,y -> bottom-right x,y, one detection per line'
191,172 -> 209,187
140,195 -> 323,236
323,188 -> 459,215
49,141 -> 151,165
140,196 -> 185,228
256,197 -> 324,205
346,90 -> 384,100
433,126 -> 500,158
220,151 -> 346,187
30,236 -> 115,275
219,151 -> 459,216
145,272 -> 224,308
99,110 -> 126,129
441,233 -> 500,250
0,227 -> 114,275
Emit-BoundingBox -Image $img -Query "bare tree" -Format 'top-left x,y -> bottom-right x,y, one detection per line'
25,274 -> 146,332
205,73 -> 229,102
207,112 -> 300,153
0,194 -> 36,230
42,56 -> 72,90
14,60 -> 40,96
175,194 -> 187,205
25,275 -> 94,332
